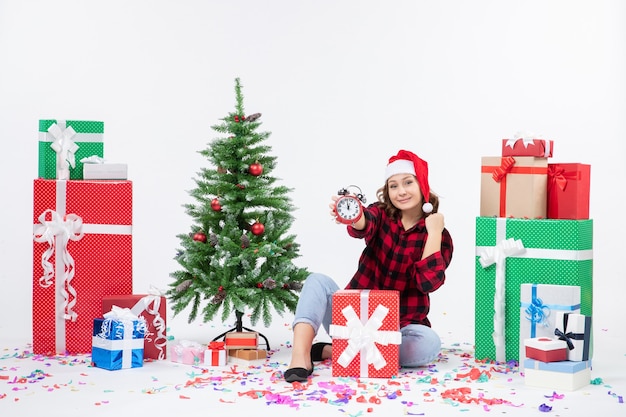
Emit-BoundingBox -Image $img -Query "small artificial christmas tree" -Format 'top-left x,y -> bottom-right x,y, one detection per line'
167,78 -> 309,345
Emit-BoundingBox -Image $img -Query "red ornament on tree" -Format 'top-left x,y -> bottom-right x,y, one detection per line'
248,161 -> 263,176
257,282 -> 264,288
193,232 -> 207,243
211,198 -> 222,211
234,115 -> 240,122
236,184 -> 245,190
251,221 -> 265,236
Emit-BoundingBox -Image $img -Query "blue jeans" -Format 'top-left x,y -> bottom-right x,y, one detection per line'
293,272 -> 441,367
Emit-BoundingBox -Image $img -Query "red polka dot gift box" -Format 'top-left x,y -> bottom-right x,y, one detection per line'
32,179 -> 133,354
329,290 -> 402,378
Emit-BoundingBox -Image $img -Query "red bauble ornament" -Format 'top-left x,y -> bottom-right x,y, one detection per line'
257,282 -> 263,288
211,198 -> 221,211
248,162 -> 263,176
234,115 -> 240,122
193,232 -> 207,243
251,221 -> 265,236
236,184 -> 245,190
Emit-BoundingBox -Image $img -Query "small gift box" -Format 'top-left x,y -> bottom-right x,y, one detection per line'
83,156 -> 128,180
554,312 -> 592,361
91,306 -> 146,371
501,134 -> 554,158
524,358 -> 591,391
204,341 -> 227,366
170,340 -> 204,365
480,156 -> 548,218
228,349 -> 267,360
102,291 -> 167,360
547,163 -> 591,220
224,332 -> 258,350
38,119 -> 104,180
329,290 -> 402,378
524,337 -> 568,362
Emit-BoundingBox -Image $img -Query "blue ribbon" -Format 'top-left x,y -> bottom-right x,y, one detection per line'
520,284 -> 581,337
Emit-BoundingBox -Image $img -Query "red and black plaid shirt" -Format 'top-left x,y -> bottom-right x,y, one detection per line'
345,203 -> 454,328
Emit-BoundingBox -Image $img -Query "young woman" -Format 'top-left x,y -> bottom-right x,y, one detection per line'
284,149 -> 454,383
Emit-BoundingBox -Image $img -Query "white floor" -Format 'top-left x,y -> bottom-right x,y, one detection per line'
1,318 -> 624,417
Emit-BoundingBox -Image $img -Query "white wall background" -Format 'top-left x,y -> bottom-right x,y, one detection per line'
1,0 -> 624,344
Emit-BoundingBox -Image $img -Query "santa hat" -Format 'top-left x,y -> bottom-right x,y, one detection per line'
385,149 -> 433,213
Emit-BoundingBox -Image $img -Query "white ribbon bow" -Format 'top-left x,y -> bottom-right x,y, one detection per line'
48,121 -> 79,180
329,304 -> 402,371
33,209 -> 85,321
478,238 -> 526,362
504,131 -> 545,149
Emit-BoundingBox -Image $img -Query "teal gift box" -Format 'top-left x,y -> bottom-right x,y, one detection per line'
38,119 -> 104,180
92,317 -> 145,370
474,217 -> 593,363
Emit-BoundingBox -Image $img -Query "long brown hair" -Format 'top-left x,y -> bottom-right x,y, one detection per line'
375,180 -> 440,220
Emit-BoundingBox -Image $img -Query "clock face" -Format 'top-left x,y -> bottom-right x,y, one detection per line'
336,196 -> 361,221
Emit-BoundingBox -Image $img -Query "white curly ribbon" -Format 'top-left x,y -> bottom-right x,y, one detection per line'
33,208 -> 84,322
129,286 -> 167,359
329,291 -> 402,375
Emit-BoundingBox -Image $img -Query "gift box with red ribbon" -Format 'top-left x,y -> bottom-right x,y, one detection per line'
480,156 -> 548,218
501,137 -> 554,158
204,341 -> 227,366
329,290 -> 401,378
224,332 -> 258,350
102,292 -> 167,360
32,179 -> 133,354
547,163 -> 591,220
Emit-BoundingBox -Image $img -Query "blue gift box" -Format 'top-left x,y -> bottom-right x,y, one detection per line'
92,317 -> 145,370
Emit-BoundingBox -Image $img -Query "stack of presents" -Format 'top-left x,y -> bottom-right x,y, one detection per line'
31,119 -> 267,369
169,332 -> 268,367
475,133 -> 593,391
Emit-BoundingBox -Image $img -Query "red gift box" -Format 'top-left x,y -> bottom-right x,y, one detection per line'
524,337 -> 568,362
102,293 -> 167,360
32,179 -> 133,354
502,138 -> 554,158
547,163 -> 591,220
480,156 -> 548,218
329,290 -> 401,378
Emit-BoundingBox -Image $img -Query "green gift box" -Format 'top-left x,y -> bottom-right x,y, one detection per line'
474,217 -> 592,362
38,119 -> 104,180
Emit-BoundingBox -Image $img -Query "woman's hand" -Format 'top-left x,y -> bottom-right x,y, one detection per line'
425,212 -> 444,235
329,195 -> 341,223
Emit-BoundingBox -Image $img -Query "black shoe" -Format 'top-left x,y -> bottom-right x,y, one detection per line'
284,366 -> 313,383
311,342 -> 332,362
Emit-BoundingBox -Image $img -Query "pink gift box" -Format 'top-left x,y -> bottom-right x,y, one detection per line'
170,340 -> 205,365
329,290 -> 401,378
32,179 -> 133,354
